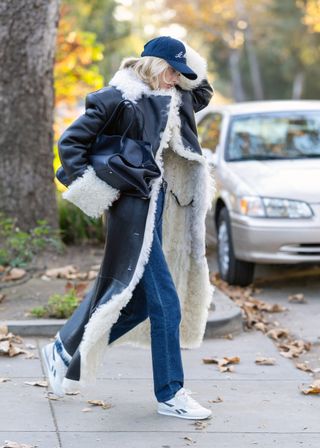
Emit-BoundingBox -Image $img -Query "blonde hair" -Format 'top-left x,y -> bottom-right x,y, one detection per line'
119,56 -> 172,90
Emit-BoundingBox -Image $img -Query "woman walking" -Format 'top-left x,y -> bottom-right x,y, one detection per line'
42,36 -> 215,420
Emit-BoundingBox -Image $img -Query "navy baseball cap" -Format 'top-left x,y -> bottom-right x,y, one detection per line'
141,36 -> 197,80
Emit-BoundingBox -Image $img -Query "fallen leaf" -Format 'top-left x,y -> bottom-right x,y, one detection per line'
202,356 -> 240,366
1,442 -> 36,448
278,339 -> 311,359
296,362 -> 313,373
8,346 -> 33,358
0,378 -> 10,383
288,293 -> 306,304
0,340 -> 10,355
45,393 -> 60,401
208,396 -> 223,403
253,322 -> 269,333
203,356 -> 240,372
2,268 -> 26,281
255,357 -> 276,365
24,380 -> 48,387
87,399 -> 112,409
266,328 -> 289,341
0,293 -> 6,303
183,436 -> 195,445
301,380 -> 320,395
65,391 -> 80,395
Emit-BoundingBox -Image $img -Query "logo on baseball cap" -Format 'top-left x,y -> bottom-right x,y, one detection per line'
141,36 -> 197,80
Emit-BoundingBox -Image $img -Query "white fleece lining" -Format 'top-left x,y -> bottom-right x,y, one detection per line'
62,165 -> 120,218
62,59 -> 216,391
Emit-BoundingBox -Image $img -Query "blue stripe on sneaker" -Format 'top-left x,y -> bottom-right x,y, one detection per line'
54,339 -> 70,367
163,402 -> 174,407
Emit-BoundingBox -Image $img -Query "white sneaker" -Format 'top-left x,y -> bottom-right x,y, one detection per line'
157,387 -> 212,420
42,342 -> 68,397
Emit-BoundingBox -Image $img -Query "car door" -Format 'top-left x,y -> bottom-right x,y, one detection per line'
197,112 -> 223,247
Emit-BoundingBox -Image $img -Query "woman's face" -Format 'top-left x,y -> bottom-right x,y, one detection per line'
158,66 -> 181,89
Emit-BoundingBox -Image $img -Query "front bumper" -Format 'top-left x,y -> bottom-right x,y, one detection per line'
230,204 -> 320,263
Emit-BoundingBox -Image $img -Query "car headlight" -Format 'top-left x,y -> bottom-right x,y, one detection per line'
238,196 -> 313,218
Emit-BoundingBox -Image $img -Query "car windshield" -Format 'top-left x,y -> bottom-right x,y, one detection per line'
226,111 -> 320,161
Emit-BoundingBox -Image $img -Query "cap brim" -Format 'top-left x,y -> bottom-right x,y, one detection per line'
167,60 -> 198,80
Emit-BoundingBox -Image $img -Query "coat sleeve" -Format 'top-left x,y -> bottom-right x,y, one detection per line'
191,78 -> 214,113
57,90 -> 121,219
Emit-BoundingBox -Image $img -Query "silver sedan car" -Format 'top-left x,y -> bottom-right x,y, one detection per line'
196,100 -> 320,286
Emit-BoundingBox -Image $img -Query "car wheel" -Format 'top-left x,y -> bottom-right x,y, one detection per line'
217,207 -> 255,286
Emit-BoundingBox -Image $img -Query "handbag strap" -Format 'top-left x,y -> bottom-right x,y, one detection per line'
96,98 -> 143,141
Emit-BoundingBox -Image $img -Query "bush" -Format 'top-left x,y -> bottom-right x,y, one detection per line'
30,288 -> 80,319
0,213 -> 64,268
57,191 -> 105,244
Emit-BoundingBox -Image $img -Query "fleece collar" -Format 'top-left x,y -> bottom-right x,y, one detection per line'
109,67 -> 175,103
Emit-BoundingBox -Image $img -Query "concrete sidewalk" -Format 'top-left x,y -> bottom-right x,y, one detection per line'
1,329 -> 319,447
0,288 -> 243,338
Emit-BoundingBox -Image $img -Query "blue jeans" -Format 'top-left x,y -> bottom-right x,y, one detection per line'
108,179 -> 184,402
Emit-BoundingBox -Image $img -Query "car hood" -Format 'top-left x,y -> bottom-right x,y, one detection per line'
227,159 -> 320,203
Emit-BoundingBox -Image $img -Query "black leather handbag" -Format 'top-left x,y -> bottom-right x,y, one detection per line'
56,98 -> 161,199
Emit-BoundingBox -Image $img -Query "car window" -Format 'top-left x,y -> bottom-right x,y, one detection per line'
198,113 -> 222,153
226,111 -> 320,161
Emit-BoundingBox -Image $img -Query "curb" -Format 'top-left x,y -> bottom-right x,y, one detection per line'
205,288 -> 243,338
1,290 -> 243,339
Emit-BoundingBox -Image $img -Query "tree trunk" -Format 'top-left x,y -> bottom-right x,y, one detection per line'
292,72 -> 305,99
245,25 -> 264,100
228,48 -> 247,102
0,0 -> 60,231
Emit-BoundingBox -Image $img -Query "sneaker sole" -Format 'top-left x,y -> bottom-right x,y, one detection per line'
157,408 -> 212,420
41,344 -> 65,397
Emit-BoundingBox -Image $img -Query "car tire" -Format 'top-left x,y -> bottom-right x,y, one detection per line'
217,207 -> 255,286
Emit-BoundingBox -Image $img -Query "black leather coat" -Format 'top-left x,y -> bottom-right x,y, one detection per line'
56,60 -> 215,390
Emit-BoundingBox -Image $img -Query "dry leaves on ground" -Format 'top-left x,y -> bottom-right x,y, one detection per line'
300,379 -> 320,395
24,380 -> 48,388
43,265 -> 98,281
1,442 -> 36,448
288,293 -> 307,304
203,356 -> 240,372
0,326 -> 35,358
1,268 -> 27,282
87,399 -> 112,410
278,339 -> 311,359
211,273 -> 314,380
193,420 -> 208,430
211,274 -> 285,333
255,357 -> 276,365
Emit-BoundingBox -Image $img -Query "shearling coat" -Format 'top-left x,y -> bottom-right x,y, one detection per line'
57,42 -> 216,391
